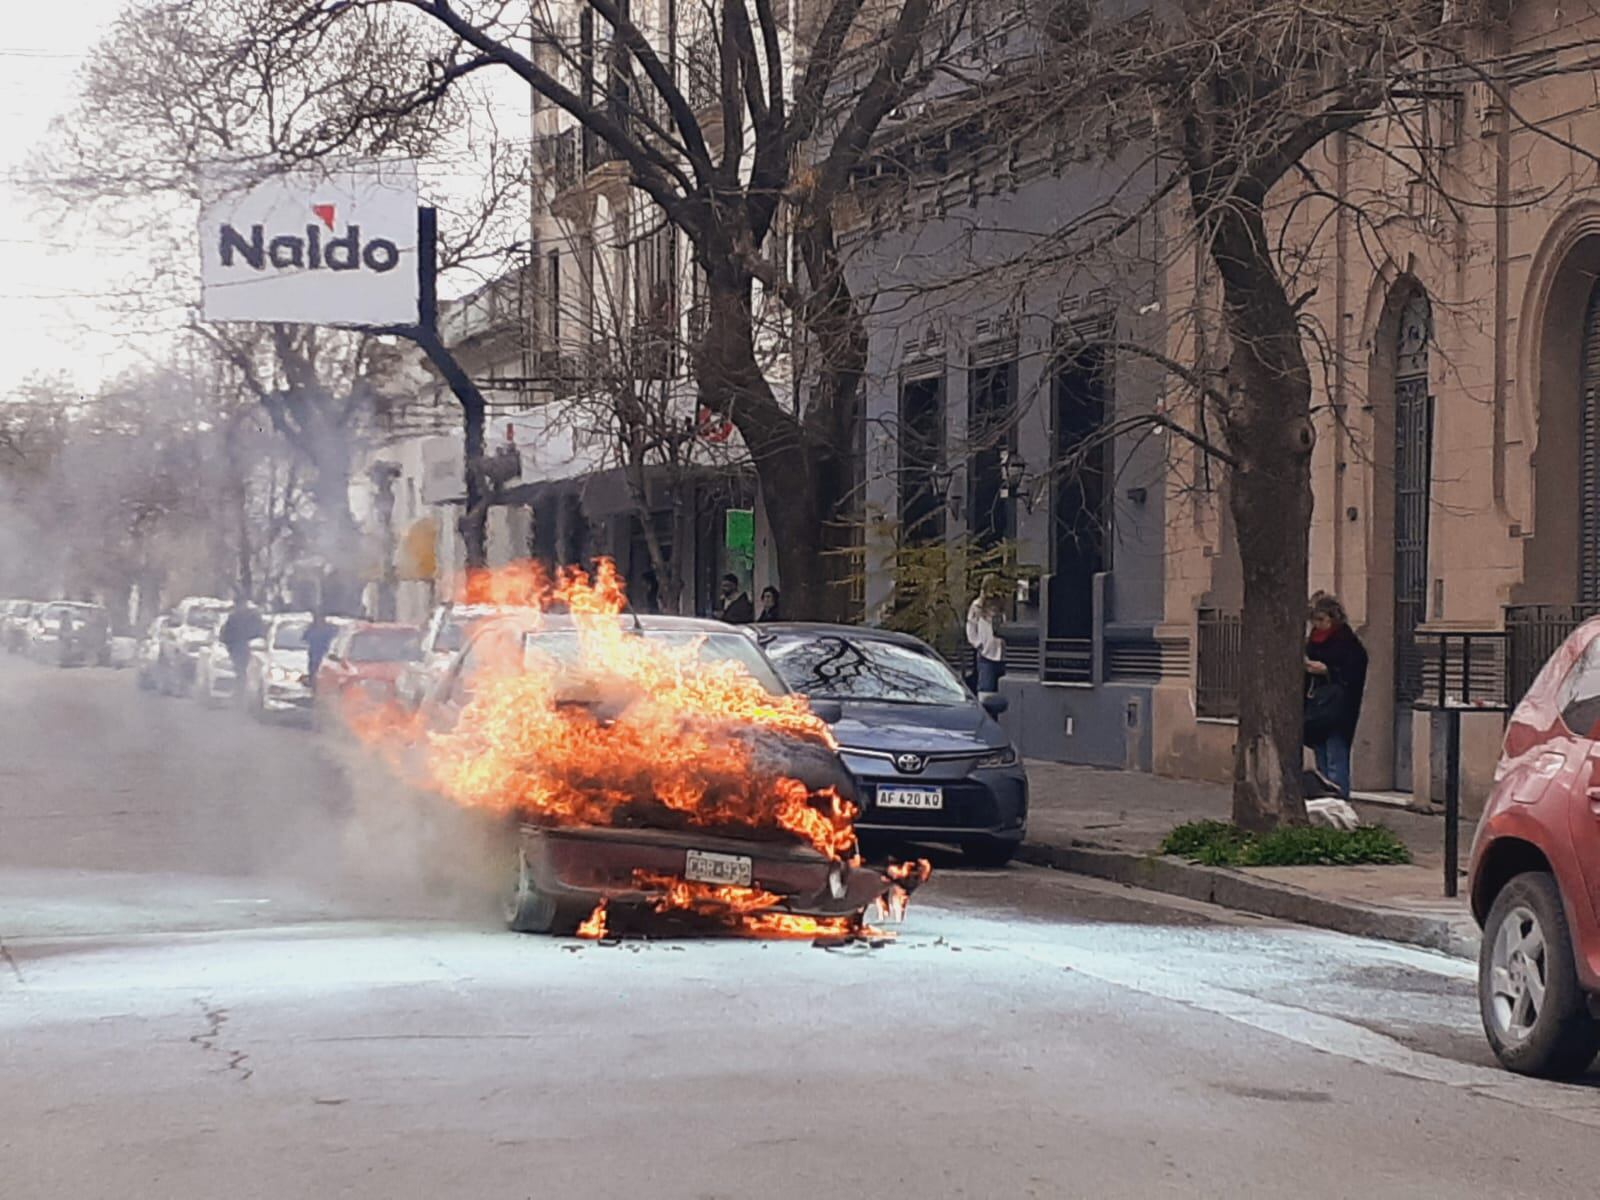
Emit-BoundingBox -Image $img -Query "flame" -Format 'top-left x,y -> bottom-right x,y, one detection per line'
631,870 -> 865,940
576,900 -> 609,939
354,558 -> 857,858
348,558 -> 933,938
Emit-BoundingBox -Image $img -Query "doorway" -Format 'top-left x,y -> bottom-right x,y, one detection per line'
1392,290 -> 1433,789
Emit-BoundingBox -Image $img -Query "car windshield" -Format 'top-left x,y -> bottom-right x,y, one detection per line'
187,609 -> 224,630
436,622 -> 466,653
272,621 -> 310,651
347,629 -> 422,662
522,628 -> 786,696
763,634 -> 969,705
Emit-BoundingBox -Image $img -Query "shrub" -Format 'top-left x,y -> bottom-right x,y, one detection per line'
1159,820 -> 1412,867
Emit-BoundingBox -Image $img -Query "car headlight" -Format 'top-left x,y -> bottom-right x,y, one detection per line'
975,746 -> 1018,769
268,665 -> 294,683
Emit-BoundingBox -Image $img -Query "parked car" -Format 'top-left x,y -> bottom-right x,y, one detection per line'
27,601 -> 111,667
395,603 -> 505,712
1471,615 -> 1600,1078
193,633 -> 239,708
2,600 -> 41,652
155,597 -> 228,696
424,612 -> 884,935
755,624 -> 1028,867
314,621 -> 423,713
244,612 -> 316,719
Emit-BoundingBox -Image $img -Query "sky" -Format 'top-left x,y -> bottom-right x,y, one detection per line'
0,3 -> 536,405
0,0 -> 146,401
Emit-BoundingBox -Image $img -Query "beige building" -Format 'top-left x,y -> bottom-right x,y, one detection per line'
1154,2 -> 1600,807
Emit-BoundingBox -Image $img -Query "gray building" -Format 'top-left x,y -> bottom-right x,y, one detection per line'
844,31 -> 1175,769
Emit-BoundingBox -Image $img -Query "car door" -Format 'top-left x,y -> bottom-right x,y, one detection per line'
1548,632 -> 1600,927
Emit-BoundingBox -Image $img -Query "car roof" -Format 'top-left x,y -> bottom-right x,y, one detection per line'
486,612 -> 751,637
753,622 -> 937,652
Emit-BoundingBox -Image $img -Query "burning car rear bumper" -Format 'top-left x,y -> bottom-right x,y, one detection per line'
522,825 -> 886,917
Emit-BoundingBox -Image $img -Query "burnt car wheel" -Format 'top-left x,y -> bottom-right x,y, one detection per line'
505,845 -> 582,936
961,839 -> 1018,869
1479,871 -> 1600,1078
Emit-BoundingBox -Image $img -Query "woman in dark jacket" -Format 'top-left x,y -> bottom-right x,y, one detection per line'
1304,593 -> 1368,800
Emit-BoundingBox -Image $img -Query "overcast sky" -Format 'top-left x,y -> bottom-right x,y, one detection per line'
0,1 -> 149,402
0,5 -> 535,405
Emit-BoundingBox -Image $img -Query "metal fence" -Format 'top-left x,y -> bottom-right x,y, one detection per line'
1195,608 -> 1242,719
1504,604 -> 1600,707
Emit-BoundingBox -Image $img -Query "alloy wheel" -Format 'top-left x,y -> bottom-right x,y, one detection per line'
1488,904 -> 1549,1043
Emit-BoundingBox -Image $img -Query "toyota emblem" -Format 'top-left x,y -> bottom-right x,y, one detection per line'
894,752 -> 927,774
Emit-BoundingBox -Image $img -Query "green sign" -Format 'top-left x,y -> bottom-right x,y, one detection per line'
724,508 -> 754,570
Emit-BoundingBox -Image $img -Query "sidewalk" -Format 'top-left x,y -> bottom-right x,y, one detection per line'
1019,761 -> 1481,960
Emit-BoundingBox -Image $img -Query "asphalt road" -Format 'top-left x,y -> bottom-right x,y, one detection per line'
3,655 -> 1599,1199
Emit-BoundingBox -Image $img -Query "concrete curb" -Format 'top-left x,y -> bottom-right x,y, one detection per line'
1017,840 -> 1481,961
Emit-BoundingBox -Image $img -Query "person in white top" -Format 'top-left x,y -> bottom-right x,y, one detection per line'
965,576 -> 1006,695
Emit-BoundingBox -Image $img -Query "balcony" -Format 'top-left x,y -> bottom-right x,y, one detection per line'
536,128 -> 579,194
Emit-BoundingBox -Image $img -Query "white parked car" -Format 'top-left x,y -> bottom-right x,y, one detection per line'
193,634 -> 238,707
395,603 -> 506,712
244,612 -> 317,720
156,597 -> 229,696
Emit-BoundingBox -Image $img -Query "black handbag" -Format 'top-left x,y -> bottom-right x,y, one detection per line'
1303,676 -> 1346,745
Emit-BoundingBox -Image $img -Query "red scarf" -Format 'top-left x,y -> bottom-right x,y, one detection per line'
1308,624 -> 1337,645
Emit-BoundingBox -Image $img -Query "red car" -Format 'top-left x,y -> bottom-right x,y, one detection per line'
314,621 -> 423,712
1471,617 -> 1600,1077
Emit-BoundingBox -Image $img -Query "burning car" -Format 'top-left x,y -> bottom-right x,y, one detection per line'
382,563 -> 921,939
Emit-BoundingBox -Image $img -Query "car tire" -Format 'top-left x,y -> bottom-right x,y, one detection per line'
505,845 -> 582,935
962,839 -> 1018,869
1479,870 -> 1600,1079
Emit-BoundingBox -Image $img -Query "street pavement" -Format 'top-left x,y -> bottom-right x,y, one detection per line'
3,656 -> 1599,1198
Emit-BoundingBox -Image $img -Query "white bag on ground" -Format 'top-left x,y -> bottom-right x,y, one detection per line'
1305,796 -> 1361,831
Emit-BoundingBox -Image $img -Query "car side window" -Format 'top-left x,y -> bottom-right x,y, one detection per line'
1557,637 -> 1600,738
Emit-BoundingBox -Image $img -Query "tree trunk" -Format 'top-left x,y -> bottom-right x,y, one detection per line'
1210,202 -> 1316,832
696,278 -> 853,622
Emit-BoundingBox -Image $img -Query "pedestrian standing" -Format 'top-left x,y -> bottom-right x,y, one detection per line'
305,610 -> 336,689
220,595 -> 265,686
717,574 -> 755,624
965,577 -> 1006,695
756,586 -> 781,623
1303,593 -> 1368,800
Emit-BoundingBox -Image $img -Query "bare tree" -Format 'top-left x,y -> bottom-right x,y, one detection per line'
29,0 -> 516,579
250,0 -> 966,620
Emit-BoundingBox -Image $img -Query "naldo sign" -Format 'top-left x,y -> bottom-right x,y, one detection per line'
201,161 -> 418,325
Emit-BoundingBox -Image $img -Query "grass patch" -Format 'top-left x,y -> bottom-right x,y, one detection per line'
1159,820 -> 1412,867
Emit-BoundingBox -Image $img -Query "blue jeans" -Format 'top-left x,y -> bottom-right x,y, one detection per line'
976,656 -> 1003,693
1313,732 -> 1352,800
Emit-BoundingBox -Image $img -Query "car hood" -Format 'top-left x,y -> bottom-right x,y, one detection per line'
267,649 -> 309,671
829,701 -> 1005,755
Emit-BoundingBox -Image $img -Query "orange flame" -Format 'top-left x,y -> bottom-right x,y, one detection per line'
576,900 -> 609,939
352,559 -> 857,860
631,870 -> 867,940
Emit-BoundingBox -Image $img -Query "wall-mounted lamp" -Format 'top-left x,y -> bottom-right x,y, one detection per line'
1125,486 -> 1148,506
1000,449 -> 1033,514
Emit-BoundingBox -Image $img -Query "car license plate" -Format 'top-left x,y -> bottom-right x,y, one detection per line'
685,850 -> 753,887
876,786 -> 944,810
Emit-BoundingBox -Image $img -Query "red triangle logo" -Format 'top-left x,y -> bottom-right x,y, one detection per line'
311,203 -> 336,231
